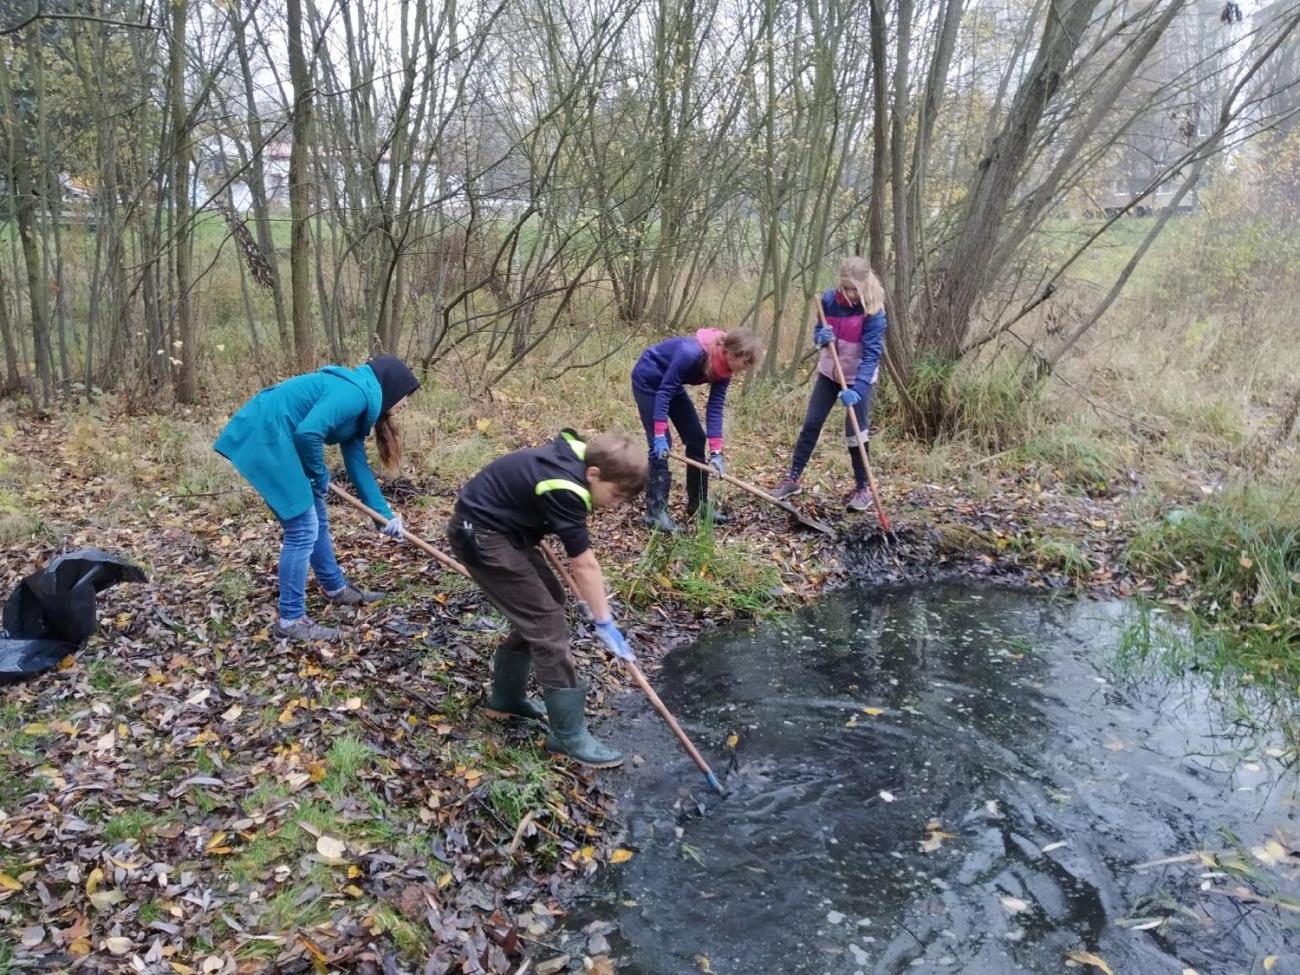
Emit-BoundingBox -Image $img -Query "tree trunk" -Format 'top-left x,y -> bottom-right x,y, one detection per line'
231,0 -> 290,353
287,0 -> 315,368
171,0 -> 197,403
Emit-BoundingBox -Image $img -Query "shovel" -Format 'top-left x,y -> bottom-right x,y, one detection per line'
670,454 -> 836,538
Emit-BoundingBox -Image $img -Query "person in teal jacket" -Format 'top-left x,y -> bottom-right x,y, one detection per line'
214,355 -> 420,641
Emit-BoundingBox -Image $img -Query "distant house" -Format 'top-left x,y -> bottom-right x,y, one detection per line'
196,137 -> 525,217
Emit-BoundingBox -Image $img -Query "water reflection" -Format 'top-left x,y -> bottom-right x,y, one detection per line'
562,585 -> 1298,975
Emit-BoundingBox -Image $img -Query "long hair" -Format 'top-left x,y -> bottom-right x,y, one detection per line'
839,256 -> 885,314
374,412 -> 403,472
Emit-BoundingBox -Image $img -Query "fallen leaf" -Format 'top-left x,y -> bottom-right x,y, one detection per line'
879,790 -> 896,803
104,935 -> 134,955
0,872 -> 22,891
862,707 -> 885,716
576,845 -> 596,864
89,889 -> 126,911
1240,554 -> 1254,569
536,955 -> 569,975
610,848 -> 634,864
22,722 -> 49,735
20,924 -> 45,948
1000,896 -> 1029,913
1041,841 -> 1068,854
1252,840 -> 1288,866
725,733 -> 739,749
345,697 -> 362,710
1264,958 -> 1278,972
220,704 -> 242,722
1065,950 -> 1114,974
68,938 -> 91,956
695,956 -> 714,974
316,835 -> 347,863
920,819 -> 957,853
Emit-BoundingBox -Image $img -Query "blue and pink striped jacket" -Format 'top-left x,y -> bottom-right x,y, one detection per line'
816,288 -> 887,393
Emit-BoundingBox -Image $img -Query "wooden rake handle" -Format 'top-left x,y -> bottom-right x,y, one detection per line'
540,544 -> 724,795
814,299 -> 894,534
328,483 -> 471,579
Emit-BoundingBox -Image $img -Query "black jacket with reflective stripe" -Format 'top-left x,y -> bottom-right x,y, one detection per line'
453,430 -> 592,556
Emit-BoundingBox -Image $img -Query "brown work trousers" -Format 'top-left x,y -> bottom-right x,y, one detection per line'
446,519 -> 578,689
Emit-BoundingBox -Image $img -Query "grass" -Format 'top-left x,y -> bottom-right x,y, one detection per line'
1120,487 -> 1300,743
616,519 -> 783,616
321,735 -> 373,797
103,808 -> 161,844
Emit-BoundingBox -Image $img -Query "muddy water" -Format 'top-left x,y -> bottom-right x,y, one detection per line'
562,585 -> 1299,974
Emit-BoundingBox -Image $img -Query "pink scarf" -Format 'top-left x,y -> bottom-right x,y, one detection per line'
696,328 -> 732,381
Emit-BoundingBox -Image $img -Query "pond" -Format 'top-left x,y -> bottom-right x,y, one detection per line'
557,584 -> 1299,974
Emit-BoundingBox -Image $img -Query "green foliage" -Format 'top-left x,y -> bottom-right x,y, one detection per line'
1124,487 -> 1300,742
616,521 -> 782,617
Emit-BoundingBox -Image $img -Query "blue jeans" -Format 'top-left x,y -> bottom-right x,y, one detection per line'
788,373 -> 873,488
277,496 -> 347,619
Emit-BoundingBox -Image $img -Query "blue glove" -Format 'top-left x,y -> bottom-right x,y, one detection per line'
312,472 -> 330,498
381,514 -> 405,539
709,452 -> 726,476
652,434 -> 670,459
814,325 -> 834,348
594,617 -> 635,661
839,388 -> 862,407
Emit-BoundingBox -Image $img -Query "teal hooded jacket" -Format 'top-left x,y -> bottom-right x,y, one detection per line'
214,364 -> 394,522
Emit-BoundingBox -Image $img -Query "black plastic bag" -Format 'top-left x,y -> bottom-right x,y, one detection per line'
0,549 -> 147,685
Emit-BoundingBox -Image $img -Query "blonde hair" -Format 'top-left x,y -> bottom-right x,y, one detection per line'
839,257 -> 885,314
722,328 -> 760,369
587,431 -> 648,494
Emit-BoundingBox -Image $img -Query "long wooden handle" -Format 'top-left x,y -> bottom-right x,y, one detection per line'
542,539 -> 724,794
673,453 -> 789,507
815,300 -> 894,534
623,658 -> 723,793
539,544 -> 594,622
328,483 -> 471,579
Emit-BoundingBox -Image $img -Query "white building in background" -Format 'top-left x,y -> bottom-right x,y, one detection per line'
195,138 -> 522,218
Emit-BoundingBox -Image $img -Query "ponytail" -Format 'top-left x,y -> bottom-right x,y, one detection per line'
375,412 -> 403,472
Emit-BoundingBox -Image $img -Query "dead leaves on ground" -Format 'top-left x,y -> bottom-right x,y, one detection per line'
0,418 -> 635,972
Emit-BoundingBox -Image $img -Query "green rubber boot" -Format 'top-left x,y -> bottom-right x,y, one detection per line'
542,684 -> 624,768
483,647 -> 547,722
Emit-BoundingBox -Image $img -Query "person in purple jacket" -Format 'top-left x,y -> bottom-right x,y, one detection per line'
632,327 -> 759,532
772,257 -> 888,511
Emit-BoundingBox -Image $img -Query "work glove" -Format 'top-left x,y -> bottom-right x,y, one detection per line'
838,388 -> 862,408
381,514 -> 405,539
814,325 -> 834,348
594,617 -> 635,662
709,451 -> 726,476
652,434 -> 670,459
312,472 -> 330,499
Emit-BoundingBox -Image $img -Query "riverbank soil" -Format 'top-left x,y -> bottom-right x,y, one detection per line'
0,365 -> 1294,973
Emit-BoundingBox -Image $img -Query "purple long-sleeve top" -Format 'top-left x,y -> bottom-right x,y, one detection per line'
631,335 -> 731,444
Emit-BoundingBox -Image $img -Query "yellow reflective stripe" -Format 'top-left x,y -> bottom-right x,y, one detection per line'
560,430 -> 587,461
535,479 -> 592,512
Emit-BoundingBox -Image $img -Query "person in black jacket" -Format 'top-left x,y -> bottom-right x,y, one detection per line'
447,430 -> 647,767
